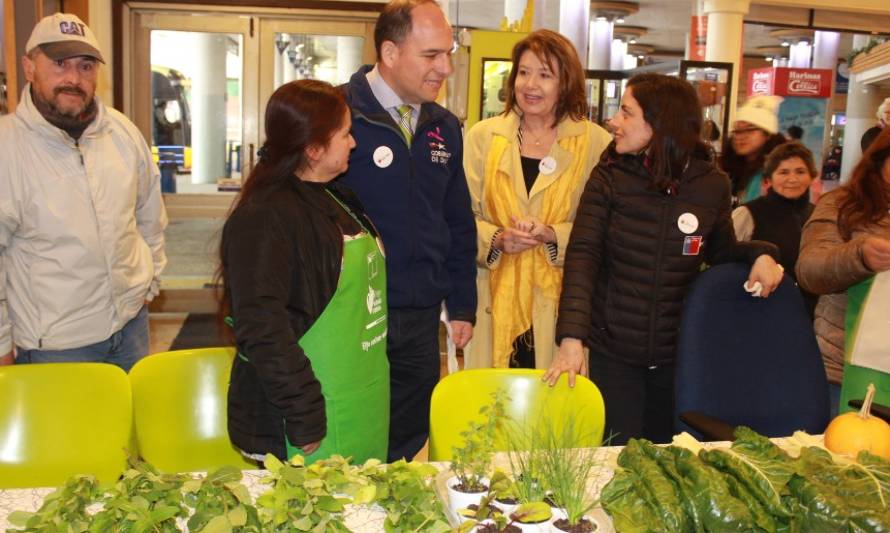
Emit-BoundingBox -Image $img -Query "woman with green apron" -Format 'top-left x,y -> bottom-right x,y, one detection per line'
219,80 -> 389,463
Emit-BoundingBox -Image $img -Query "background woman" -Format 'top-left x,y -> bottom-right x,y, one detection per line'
219,80 -> 389,462
798,128 -> 890,416
462,30 -> 611,370
719,95 -> 786,205
861,97 -> 890,152
544,74 -> 783,444
733,141 -> 818,316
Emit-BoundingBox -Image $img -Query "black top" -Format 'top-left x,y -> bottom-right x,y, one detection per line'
520,156 -> 541,194
556,142 -> 779,367
861,125 -> 883,153
222,179 -> 376,459
747,188 -> 817,317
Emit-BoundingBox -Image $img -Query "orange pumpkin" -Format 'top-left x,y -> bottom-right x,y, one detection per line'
824,383 -> 890,460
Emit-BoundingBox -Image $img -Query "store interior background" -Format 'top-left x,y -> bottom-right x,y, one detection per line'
2,0 -> 890,355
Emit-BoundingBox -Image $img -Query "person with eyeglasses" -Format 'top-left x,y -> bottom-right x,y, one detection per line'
719,96 -> 787,206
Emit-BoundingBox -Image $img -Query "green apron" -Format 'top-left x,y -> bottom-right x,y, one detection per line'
284,192 -> 390,464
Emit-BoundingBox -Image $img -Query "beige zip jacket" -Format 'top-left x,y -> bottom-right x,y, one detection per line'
462,111 -> 611,369
0,86 -> 167,354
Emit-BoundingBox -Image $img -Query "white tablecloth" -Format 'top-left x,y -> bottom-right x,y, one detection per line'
1,438 -> 809,532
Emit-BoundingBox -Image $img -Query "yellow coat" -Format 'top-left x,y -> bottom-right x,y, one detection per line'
462,111 -> 611,369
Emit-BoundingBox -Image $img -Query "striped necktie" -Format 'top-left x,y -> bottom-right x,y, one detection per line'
396,104 -> 413,145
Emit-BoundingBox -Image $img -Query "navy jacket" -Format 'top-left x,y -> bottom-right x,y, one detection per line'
339,66 -> 477,322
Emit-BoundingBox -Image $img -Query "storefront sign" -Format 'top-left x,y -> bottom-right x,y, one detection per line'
747,67 -> 833,98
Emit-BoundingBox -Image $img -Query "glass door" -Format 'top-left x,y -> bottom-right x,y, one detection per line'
258,18 -> 375,138
680,60 -> 734,154
128,11 -> 258,194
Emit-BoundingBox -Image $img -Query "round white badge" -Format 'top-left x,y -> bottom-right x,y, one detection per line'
677,212 -> 699,234
538,156 -> 557,175
373,146 -> 394,169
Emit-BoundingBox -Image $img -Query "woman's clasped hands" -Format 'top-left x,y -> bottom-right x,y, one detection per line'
495,215 -> 557,254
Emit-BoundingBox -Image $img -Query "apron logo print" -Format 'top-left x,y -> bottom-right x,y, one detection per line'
367,251 -> 379,279
366,287 -> 383,314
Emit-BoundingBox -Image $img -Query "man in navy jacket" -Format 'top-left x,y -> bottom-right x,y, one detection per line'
339,0 -> 477,462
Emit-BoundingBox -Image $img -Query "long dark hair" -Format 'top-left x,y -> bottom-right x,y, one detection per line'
625,74 -> 709,188
216,79 -> 348,324
502,29 -> 588,128
838,127 -> 890,240
719,130 -> 786,196
235,80 -> 348,209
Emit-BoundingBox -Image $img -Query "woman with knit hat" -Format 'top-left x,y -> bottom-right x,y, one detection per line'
861,97 -> 890,152
719,95 -> 787,205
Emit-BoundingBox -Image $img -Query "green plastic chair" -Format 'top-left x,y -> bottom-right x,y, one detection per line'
129,347 -> 256,472
0,363 -> 132,488
428,369 -> 606,461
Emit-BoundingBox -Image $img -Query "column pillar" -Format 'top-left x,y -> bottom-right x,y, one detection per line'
559,0 -> 590,68
611,38 -> 627,70
336,36 -> 362,84
703,0 -> 749,124
812,31 -> 839,70
788,41 -> 811,68
840,35 -> 885,183
191,32 -> 227,185
587,17 -> 612,70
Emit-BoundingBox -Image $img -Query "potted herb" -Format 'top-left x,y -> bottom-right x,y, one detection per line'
540,419 -> 601,532
447,390 -> 508,513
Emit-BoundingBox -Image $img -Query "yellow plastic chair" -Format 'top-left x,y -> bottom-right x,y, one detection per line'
0,363 -> 132,488
129,347 -> 256,472
428,369 -> 606,461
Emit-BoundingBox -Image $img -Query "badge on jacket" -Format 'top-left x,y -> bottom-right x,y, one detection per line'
683,235 -> 703,256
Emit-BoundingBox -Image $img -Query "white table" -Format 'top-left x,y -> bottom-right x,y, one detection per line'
1,437 -> 811,532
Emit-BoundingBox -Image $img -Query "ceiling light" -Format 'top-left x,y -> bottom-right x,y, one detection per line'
595,16 -> 607,21
616,17 -> 625,23
765,56 -> 773,61
781,41 -> 790,47
629,38 -> 637,44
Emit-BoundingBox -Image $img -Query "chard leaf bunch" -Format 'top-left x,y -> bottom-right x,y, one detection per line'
601,426 -> 890,533
450,389 -> 509,492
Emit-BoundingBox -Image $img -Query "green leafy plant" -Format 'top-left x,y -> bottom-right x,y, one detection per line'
7,474 -> 99,531
87,456 -> 189,532
182,465 -> 263,532
255,454 -> 354,532
358,458 -> 451,533
450,389 -> 509,492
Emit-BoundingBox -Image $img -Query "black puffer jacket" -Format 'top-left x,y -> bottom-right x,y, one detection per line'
556,144 -> 779,367
222,179 -> 376,459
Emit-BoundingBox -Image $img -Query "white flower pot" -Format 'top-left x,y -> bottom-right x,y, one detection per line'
549,514 -> 599,532
492,497 -> 519,519
446,476 -> 489,515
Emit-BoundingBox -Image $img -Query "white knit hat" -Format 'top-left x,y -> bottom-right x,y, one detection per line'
735,95 -> 783,134
26,13 -> 104,63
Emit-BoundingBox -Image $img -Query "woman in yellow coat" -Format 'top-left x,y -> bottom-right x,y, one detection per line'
462,30 -> 612,369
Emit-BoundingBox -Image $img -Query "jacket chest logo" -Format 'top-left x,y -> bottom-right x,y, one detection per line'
427,128 -> 451,165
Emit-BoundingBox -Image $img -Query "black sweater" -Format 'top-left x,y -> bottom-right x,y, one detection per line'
222,179 -> 376,459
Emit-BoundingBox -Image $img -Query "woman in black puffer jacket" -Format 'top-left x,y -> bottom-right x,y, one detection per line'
543,74 -> 783,445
